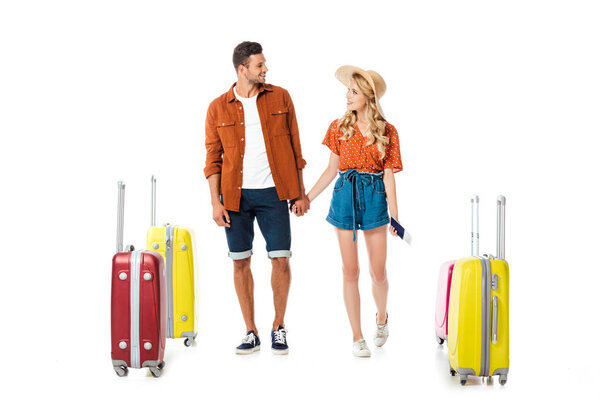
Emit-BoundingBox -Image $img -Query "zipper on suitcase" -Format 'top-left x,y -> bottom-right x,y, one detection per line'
480,257 -> 491,377
485,258 -> 491,376
165,225 -> 174,338
130,250 -> 142,369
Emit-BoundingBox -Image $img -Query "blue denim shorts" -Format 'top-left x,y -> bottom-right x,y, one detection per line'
326,170 -> 389,240
224,187 -> 291,260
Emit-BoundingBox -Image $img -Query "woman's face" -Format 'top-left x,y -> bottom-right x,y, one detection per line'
346,79 -> 368,113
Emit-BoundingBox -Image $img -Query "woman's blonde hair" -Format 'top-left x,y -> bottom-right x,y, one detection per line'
338,73 -> 388,159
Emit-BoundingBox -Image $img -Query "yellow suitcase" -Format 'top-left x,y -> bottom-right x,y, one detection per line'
448,196 -> 509,385
146,176 -> 196,346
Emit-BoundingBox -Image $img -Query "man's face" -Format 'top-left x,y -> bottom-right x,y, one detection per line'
241,54 -> 268,84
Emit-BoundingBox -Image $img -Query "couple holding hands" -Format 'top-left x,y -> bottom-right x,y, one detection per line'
204,41 -> 403,357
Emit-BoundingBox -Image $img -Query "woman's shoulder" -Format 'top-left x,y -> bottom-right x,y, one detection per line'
384,121 -> 398,135
328,118 -> 340,131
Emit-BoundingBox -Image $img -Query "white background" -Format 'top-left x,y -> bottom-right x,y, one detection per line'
1,0 -> 599,398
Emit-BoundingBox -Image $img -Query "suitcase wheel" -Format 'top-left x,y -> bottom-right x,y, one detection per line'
114,365 -> 128,377
149,361 -> 165,378
436,336 -> 444,345
449,368 -> 456,376
184,338 -> 195,347
459,375 -> 467,386
499,375 -> 507,385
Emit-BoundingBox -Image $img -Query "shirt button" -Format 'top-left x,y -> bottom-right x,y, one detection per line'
238,187 -> 241,190
241,138 -> 244,141
240,122 -> 244,125
221,123 -> 225,126
239,107 -> 242,110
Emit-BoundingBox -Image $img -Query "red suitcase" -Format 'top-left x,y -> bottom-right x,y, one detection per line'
111,181 -> 167,377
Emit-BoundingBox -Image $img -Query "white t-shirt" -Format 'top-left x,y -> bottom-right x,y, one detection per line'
234,86 -> 275,189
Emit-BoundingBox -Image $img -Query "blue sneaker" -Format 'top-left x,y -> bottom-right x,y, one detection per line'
271,325 -> 289,355
236,331 -> 261,355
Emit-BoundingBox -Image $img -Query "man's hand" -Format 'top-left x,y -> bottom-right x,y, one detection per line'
290,194 -> 310,217
212,202 -> 231,227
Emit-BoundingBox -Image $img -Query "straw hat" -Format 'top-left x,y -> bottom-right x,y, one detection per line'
335,65 -> 387,118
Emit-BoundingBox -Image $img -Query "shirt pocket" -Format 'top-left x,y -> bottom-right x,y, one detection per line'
269,105 -> 290,136
216,121 -> 237,147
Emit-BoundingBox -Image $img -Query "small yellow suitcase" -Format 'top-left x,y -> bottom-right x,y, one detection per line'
448,196 -> 509,385
146,176 -> 196,346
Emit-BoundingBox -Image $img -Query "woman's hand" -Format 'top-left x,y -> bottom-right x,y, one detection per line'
388,214 -> 399,237
290,195 -> 310,216
294,152 -> 340,217
383,168 -> 399,237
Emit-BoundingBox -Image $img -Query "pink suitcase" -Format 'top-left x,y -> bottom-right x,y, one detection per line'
111,181 -> 167,377
435,195 -> 479,345
435,260 -> 455,344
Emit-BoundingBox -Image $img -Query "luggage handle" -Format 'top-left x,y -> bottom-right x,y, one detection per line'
151,175 -> 157,227
496,195 -> 506,259
151,176 -> 171,227
116,181 -> 125,253
492,295 -> 498,344
471,195 -> 479,256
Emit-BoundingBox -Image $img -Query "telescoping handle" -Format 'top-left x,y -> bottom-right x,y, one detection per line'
471,195 -> 479,256
116,181 -> 125,253
496,195 -> 506,259
151,175 -> 157,227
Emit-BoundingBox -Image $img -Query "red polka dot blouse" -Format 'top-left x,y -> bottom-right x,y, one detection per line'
322,119 -> 403,173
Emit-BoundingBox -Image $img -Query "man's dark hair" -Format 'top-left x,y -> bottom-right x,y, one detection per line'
233,41 -> 263,71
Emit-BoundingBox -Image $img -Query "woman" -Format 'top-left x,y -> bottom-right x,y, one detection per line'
300,66 -> 402,357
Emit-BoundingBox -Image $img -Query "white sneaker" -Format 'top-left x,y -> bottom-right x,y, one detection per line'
374,314 -> 389,347
352,338 -> 371,357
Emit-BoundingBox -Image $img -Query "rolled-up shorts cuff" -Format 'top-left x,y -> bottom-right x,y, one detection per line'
360,217 -> 390,230
326,215 -> 355,230
326,216 -> 389,231
268,250 -> 292,259
228,249 -> 253,260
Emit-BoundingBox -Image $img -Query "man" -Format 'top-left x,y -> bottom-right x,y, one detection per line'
204,41 -> 309,355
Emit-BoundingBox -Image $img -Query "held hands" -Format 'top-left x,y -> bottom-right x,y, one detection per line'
212,202 -> 231,228
289,194 -> 310,217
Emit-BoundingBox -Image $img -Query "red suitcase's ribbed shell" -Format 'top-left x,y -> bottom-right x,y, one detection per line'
111,251 -> 166,368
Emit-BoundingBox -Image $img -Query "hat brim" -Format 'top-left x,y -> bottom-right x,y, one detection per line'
335,65 -> 374,93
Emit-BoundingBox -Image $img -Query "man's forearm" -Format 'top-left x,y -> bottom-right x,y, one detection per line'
297,169 -> 306,196
207,174 -> 222,205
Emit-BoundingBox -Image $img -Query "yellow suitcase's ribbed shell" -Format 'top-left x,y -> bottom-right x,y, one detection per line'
147,226 -> 195,339
448,256 -> 509,377
448,257 -> 483,375
489,259 -> 509,375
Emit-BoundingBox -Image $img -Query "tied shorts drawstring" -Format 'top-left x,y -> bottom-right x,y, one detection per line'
338,169 -> 384,241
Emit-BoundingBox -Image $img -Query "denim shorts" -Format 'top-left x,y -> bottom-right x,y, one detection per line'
224,187 -> 291,260
326,170 -> 390,240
